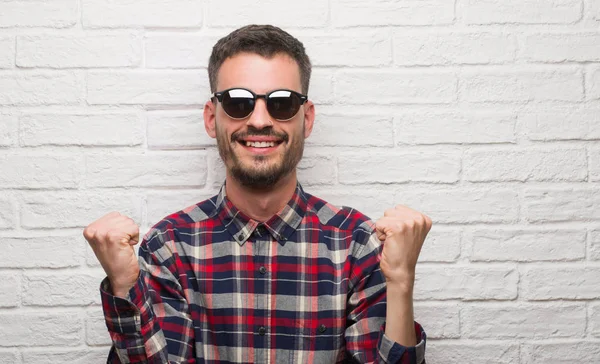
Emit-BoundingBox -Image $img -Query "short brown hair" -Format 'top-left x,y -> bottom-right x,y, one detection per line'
208,24 -> 312,94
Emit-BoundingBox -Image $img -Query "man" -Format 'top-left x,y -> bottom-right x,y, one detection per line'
84,24 -> 429,363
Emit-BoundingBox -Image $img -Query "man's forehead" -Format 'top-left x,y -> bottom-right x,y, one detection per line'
216,52 -> 302,93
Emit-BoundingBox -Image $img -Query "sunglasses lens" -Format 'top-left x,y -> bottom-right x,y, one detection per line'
221,89 -> 255,119
267,90 -> 301,120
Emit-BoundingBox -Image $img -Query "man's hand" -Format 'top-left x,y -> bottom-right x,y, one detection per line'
376,205 -> 432,347
375,205 -> 432,288
83,212 -> 140,298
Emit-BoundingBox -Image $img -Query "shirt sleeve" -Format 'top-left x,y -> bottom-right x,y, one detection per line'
344,227 -> 427,364
100,227 -> 196,363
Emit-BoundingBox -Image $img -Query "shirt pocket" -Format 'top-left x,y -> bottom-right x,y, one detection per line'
288,323 -> 345,363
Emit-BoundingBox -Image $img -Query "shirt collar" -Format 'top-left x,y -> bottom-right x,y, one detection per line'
215,182 -> 307,246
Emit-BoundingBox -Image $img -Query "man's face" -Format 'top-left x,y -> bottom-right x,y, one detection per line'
204,52 -> 314,189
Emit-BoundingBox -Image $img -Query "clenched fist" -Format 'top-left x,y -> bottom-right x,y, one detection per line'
83,212 -> 140,298
376,205 -> 432,288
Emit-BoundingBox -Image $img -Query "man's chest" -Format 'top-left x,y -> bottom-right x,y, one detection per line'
173,230 -> 354,362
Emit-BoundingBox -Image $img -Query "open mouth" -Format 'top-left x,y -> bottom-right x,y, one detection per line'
241,140 -> 283,148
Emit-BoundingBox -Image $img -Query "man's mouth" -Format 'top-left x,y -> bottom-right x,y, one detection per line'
242,140 -> 281,148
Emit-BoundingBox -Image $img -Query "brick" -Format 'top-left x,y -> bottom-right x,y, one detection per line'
87,71 -> 207,105
467,228 -> 585,262
0,351 -> 20,364
146,190 -> 215,225
590,148 -> 600,181
85,308 -> 112,346
591,230 -> 600,261
145,34 -> 218,69
414,303 -> 459,339
0,236 -> 84,268
298,155 -> 337,186
21,191 -> 142,229
0,71 -> 81,105
462,303 -> 586,339
22,348 -> 107,364
0,197 -> 15,229
147,110 -> 214,149
0,154 -> 83,189
460,68 -> 583,102
0,0 -> 78,28
521,341 -> 600,363
590,66 -> 600,100
395,188 -> 519,224
522,266 -> 600,300
464,148 -> 587,182
308,114 -> 394,147
300,32 -> 391,67
0,274 -> 19,307
207,0 -> 327,27
331,0 -> 454,26
522,33 -> 600,62
310,69 -> 334,105
457,0 -> 582,24
337,71 -> 456,104
521,108 -> 600,141
23,273 -> 102,306
82,0 -> 202,28
86,152 -> 207,188
205,150 -> 227,188
523,188 -> 600,222
426,342 -> 519,364
17,33 -> 141,68
419,228 -> 460,263
0,36 -> 14,68
0,313 -> 82,346
394,111 -> 516,145
591,303 -> 600,337
338,151 -> 460,184
394,31 -> 515,66
414,266 -> 517,300
20,112 -> 143,147
0,113 -> 17,147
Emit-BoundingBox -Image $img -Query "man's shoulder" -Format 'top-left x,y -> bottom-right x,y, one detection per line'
304,190 -> 375,238
142,193 -> 220,242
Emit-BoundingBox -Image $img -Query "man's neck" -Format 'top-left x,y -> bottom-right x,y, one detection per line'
224,171 -> 298,222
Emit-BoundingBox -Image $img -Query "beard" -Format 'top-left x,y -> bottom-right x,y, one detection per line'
215,121 -> 305,189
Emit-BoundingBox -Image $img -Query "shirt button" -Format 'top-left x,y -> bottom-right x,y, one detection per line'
258,326 -> 266,336
318,324 -> 327,333
259,266 -> 267,274
257,225 -> 267,236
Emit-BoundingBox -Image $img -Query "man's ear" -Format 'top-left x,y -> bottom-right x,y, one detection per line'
303,100 -> 315,139
204,100 -> 217,138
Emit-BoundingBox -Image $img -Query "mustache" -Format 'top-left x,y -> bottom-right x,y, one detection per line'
231,127 -> 289,143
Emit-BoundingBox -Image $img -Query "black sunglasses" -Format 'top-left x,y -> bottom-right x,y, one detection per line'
211,88 -> 308,121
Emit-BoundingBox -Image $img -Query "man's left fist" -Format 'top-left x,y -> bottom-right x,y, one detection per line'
375,205 -> 432,286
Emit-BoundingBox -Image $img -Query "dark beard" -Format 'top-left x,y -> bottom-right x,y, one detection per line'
216,123 -> 304,189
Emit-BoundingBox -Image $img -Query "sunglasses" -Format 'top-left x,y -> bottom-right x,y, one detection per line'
211,88 -> 308,121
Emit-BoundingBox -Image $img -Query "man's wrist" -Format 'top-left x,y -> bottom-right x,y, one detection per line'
109,277 -> 137,299
384,270 -> 415,292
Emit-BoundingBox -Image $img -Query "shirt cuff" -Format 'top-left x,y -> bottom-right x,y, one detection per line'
100,272 -> 154,335
377,322 -> 427,364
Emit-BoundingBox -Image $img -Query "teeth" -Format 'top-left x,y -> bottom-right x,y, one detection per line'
245,141 -> 276,148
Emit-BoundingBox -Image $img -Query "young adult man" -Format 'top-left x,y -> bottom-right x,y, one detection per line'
84,25 -> 430,363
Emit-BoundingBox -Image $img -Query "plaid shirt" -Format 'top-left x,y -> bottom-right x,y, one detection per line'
101,183 -> 426,363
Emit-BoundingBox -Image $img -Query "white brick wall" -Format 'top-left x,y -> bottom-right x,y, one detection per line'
1,0 -> 599,362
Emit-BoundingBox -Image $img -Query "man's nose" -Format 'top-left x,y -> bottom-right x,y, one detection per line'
246,99 -> 273,129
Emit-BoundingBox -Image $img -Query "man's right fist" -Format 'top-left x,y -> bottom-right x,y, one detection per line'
83,211 -> 140,298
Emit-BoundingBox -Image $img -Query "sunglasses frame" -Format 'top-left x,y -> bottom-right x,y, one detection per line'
211,87 -> 308,121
